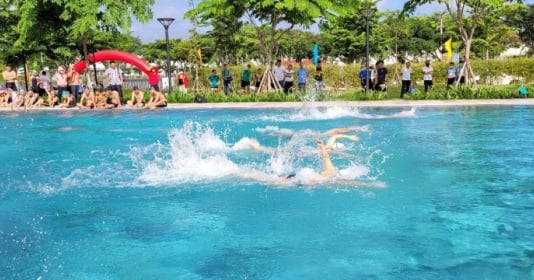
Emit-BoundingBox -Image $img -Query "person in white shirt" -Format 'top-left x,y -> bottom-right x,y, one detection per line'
422,60 -> 433,92
283,64 -> 294,94
272,60 -> 285,89
400,61 -> 412,98
104,61 -> 124,104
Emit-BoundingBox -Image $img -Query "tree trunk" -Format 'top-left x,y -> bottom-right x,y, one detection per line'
81,34 -> 93,91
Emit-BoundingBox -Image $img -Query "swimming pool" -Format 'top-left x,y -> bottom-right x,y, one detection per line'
0,105 -> 532,279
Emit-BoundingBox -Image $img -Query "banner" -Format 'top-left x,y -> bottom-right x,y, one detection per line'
444,38 -> 452,62
313,43 -> 319,66
197,48 -> 202,62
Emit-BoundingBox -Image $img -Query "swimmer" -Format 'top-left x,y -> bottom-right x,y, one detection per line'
237,139 -> 385,188
361,108 -> 416,119
247,133 -> 359,154
257,125 -> 370,138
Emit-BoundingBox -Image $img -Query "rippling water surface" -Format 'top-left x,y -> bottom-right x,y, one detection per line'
0,105 -> 532,279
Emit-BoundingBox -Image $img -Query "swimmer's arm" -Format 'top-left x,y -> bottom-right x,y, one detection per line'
248,139 -> 273,154
325,134 -> 359,149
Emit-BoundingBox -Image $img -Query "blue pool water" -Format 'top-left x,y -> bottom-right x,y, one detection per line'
0,105 -> 533,279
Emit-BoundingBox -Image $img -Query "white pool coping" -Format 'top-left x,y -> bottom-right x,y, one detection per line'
1,99 -> 533,111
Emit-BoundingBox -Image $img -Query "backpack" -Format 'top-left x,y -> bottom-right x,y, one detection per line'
194,94 -> 207,103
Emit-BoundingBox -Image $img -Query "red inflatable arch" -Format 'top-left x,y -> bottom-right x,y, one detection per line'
73,50 -> 158,81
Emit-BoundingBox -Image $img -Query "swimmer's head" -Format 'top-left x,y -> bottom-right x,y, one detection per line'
285,173 -> 297,180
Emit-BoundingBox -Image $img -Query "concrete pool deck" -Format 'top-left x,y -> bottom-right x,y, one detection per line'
1,99 -> 533,111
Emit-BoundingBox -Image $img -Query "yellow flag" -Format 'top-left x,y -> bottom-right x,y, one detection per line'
444,38 -> 452,62
197,48 -> 202,62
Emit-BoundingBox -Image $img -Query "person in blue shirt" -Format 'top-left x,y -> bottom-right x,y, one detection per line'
208,69 -> 220,93
358,64 -> 373,91
297,61 -> 308,93
241,64 -> 251,94
445,62 -> 457,90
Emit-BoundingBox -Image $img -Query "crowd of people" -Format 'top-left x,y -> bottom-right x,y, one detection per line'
0,61 -> 167,110
207,60 -> 326,95
358,58 -> 467,98
2,57 -> 475,107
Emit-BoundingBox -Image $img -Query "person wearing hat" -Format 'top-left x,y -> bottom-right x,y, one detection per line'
129,85 -> 145,108
53,66 -> 68,102
422,60 -> 434,92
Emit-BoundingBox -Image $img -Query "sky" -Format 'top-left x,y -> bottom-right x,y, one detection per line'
131,0 -> 534,43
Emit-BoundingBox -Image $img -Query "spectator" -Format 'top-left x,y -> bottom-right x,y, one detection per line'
129,86 -> 145,108
358,64 -> 373,91
272,60 -> 285,89
222,64 -> 232,95
38,70 -> 50,96
148,67 -> 160,91
177,69 -> 189,93
283,64 -> 294,94
400,61 -> 412,98
77,87 -> 95,109
104,61 -> 124,104
3,65 -> 18,91
241,64 -> 252,94
146,87 -> 167,109
297,62 -> 307,93
53,66 -> 68,102
30,71 -> 39,92
422,60 -> 433,92
374,60 -> 388,92
58,91 -> 73,108
208,69 -> 220,93
0,86 -> 6,107
67,65 -> 81,106
445,62 -> 457,90
314,64 -> 325,92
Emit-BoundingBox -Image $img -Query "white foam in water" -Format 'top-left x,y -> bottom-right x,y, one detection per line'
132,121 -> 241,185
254,106 -> 417,123
255,125 -> 296,137
231,137 -> 256,151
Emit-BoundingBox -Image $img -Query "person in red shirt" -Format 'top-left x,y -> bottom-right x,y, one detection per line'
176,69 -> 189,93
148,67 -> 160,91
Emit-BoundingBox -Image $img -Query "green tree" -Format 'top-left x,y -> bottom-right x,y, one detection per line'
185,0 -> 357,64
403,0 -> 523,86
505,4 -> 534,54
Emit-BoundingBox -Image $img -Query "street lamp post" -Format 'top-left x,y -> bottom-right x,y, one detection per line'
359,8 -> 375,94
157,17 -> 175,94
